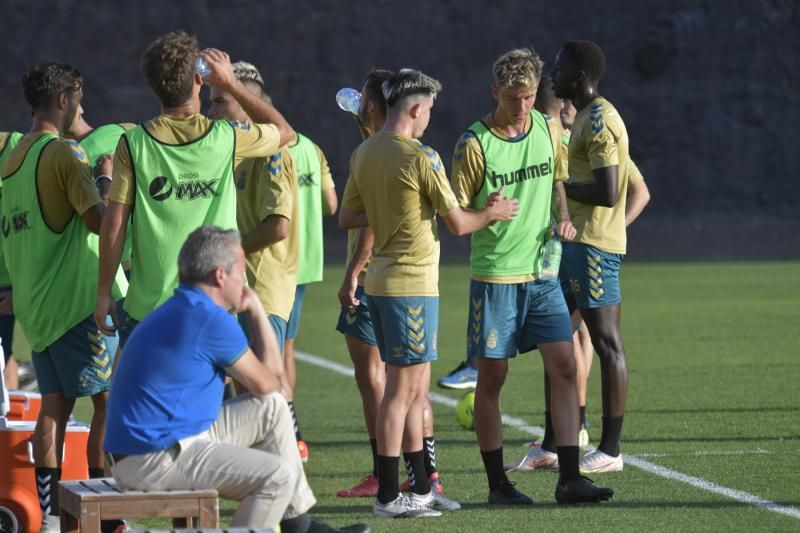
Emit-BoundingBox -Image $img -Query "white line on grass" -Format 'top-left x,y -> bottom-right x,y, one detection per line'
296,351 -> 800,521
637,449 -> 775,458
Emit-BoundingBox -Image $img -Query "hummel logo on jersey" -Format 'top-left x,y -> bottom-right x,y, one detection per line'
489,157 -> 552,188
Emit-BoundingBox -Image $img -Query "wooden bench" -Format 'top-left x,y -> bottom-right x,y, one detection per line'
59,478 -> 218,533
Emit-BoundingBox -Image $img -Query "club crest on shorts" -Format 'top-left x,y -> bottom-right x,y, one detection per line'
487,329 -> 498,350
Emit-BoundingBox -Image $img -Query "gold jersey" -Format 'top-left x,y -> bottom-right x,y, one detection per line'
342,132 -> 458,297
235,147 -> 298,320
567,97 -> 631,254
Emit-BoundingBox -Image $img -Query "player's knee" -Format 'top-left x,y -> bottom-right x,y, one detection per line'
477,363 -> 507,392
258,458 -> 296,495
549,355 -> 577,384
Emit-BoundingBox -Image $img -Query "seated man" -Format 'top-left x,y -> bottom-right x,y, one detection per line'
103,225 -> 367,533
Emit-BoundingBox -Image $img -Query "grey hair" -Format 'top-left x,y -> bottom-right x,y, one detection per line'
382,68 -> 442,108
178,225 -> 241,284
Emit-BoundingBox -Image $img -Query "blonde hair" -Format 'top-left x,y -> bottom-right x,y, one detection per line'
492,48 -> 544,89
232,61 -> 264,88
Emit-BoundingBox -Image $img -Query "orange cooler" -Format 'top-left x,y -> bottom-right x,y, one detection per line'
6,391 -> 42,422
0,420 -> 89,533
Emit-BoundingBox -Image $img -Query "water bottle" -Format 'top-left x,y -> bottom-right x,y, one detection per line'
540,221 -> 562,281
336,88 -> 361,115
195,57 -> 212,79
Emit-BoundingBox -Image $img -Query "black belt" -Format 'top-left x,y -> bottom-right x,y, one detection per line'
105,452 -> 130,465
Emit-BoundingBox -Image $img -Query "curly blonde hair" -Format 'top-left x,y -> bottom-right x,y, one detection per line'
141,31 -> 198,107
492,48 -> 544,89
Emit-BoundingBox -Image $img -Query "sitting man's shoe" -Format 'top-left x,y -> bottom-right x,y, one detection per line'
436,361 -> 478,389
488,480 -> 534,505
308,519 -> 371,532
504,446 -> 559,472
401,471 -> 444,494
374,493 -> 442,518
555,475 -> 614,504
337,473 -> 379,497
579,450 -> 623,474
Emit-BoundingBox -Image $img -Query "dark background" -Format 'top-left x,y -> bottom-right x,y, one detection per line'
3,0 -> 797,260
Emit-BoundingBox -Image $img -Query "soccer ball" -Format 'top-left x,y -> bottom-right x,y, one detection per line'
456,390 -> 476,430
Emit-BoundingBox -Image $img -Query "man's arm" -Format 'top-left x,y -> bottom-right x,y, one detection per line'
318,148 -> 338,215
339,228 -> 373,307
323,187 -> 338,216
201,49 -> 295,147
564,166 -> 619,207
625,177 -> 650,227
225,287 -> 283,395
339,174 -> 367,228
94,201 -> 129,334
552,181 -> 577,240
339,206 -> 369,229
80,203 -> 106,235
241,215 -> 289,254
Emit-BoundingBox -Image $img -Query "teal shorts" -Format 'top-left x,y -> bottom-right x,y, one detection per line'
286,284 -> 307,340
467,278 -> 572,359
560,242 -> 623,309
365,294 -> 438,366
238,314 -> 288,354
336,286 -> 377,346
32,314 -> 115,399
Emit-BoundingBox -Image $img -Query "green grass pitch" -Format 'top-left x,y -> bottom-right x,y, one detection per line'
61,261 -> 799,531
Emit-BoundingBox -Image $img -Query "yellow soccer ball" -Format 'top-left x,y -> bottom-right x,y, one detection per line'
456,390 -> 476,430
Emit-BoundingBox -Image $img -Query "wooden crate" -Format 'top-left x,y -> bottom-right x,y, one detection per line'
59,478 -> 218,533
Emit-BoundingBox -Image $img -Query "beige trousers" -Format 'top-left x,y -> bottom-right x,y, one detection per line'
111,392 -> 316,528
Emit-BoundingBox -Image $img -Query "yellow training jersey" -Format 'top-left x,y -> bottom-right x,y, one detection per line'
342,132 -> 458,297
235,147 -> 298,321
109,114 -> 280,205
451,112 -> 567,284
566,97 -> 630,254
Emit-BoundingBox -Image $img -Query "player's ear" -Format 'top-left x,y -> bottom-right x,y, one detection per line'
56,91 -> 68,110
409,102 -> 421,119
490,84 -> 499,101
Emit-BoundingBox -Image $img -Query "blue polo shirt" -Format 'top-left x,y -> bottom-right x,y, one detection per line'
104,284 -> 248,454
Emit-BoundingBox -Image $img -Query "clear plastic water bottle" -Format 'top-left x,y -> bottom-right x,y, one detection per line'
195,57 -> 212,79
540,221 -> 562,281
336,88 -> 361,115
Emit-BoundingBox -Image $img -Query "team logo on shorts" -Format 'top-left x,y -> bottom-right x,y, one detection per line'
344,307 -> 358,325
486,329 -> 498,350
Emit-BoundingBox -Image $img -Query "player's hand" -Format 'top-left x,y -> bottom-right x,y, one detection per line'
557,219 -> 577,241
338,276 -> 360,308
0,291 -> 13,315
235,286 -> 264,316
94,293 -> 118,336
486,187 -> 518,221
200,48 -> 236,89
